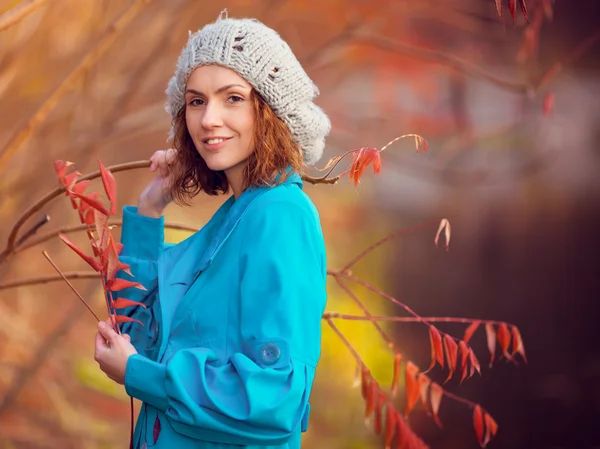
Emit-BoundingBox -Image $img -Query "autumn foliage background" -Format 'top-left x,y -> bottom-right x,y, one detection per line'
0,1 -> 599,448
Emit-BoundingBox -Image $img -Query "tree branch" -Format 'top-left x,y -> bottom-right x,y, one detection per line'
0,0 -> 151,172
14,220 -> 200,254
0,160 -> 340,263
0,0 -> 49,33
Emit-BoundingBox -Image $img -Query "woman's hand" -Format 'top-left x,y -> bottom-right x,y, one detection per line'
94,319 -> 138,385
138,148 -> 177,218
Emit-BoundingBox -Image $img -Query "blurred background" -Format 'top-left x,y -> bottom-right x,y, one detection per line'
0,0 -> 599,448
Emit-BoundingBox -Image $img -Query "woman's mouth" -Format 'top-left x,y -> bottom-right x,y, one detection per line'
202,137 -> 232,151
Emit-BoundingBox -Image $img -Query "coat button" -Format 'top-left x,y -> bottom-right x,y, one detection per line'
260,343 -> 281,365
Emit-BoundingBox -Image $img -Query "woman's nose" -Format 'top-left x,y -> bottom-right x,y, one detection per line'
201,103 -> 223,129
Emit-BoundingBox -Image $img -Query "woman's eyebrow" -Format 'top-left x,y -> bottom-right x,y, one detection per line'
185,84 -> 248,96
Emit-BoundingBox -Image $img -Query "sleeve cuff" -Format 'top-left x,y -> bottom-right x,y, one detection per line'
125,354 -> 169,411
121,206 -> 165,260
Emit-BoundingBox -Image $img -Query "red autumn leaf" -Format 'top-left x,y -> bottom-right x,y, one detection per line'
365,378 -> 378,418
54,160 -> 74,179
72,192 -> 110,216
518,0 -> 529,23
115,242 -> 124,255
458,341 -> 470,383
98,160 -> 117,215
117,261 -> 132,277
111,314 -> 143,326
494,0 -> 503,22
496,323 -> 512,360
106,278 -> 147,292
395,413 -> 412,449
427,326 -> 445,371
391,353 -> 402,397
78,192 -> 100,225
418,373 -> 430,410
473,405 -> 485,446
71,180 -> 90,196
543,92 -> 554,116
153,415 -> 161,444
443,335 -> 459,382
434,218 -> 451,251
62,171 -> 81,190
361,367 -> 370,399
374,392 -> 385,434
469,348 -> 482,378
94,208 -> 109,252
404,361 -> 420,416
508,0 -> 517,24
111,298 -> 147,309
349,147 -> 382,186
463,320 -> 480,343
511,326 -> 528,362
105,237 -> 121,283
58,234 -> 101,271
430,382 -> 443,428
483,412 -> 499,447
384,404 -> 397,449
485,323 -> 496,367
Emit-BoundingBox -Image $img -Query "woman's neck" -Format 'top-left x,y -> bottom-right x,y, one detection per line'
225,162 -> 247,200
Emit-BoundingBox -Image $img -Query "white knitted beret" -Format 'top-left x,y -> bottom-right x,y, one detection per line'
166,10 -> 331,165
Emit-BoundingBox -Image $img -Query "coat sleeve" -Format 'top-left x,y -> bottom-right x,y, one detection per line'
123,199 -> 327,446
114,206 -> 168,351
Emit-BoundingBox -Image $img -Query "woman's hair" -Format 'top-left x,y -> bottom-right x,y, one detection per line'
168,90 -> 305,204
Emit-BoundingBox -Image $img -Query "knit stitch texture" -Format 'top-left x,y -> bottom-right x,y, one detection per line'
166,13 -> 331,165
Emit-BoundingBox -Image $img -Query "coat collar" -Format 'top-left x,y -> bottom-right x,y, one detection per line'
162,171 -> 303,286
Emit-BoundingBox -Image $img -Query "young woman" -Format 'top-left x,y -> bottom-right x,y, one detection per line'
93,10 -> 330,449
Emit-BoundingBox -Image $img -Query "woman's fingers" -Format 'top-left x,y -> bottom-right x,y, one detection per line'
149,149 -> 176,176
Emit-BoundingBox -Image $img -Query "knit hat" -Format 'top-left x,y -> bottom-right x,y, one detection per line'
166,9 -> 331,165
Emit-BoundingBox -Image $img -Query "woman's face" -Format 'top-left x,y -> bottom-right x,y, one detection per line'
185,65 -> 255,174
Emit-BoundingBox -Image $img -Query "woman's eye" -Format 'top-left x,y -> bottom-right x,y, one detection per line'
227,95 -> 244,103
189,98 -> 204,106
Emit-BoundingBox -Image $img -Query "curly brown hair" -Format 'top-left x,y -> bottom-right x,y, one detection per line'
168,90 -> 305,204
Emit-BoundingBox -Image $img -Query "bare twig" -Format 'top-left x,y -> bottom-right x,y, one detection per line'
42,251 -> 100,321
0,0 -> 50,33
0,0 -> 151,172
323,312 -> 511,327
334,277 -> 398,351
0,271 -> 99,291
340,220 -> 442,272
15,214 -> 50,246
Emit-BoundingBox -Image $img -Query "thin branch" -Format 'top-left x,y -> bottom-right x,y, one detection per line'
0,0 -> 49,33
341,220 -> 442,272
334,276 -> 398,351
14,220 -> 200,254
325,318 -> 365,365
42,251 -> 100,322
0,160 -> 339,263
323,312 -> 510,327
15,214 -> 50,246
0,271 -> 99,290
0,0 -> 151,172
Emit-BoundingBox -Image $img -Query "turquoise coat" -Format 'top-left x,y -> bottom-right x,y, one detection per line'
115,173 -> 327,448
